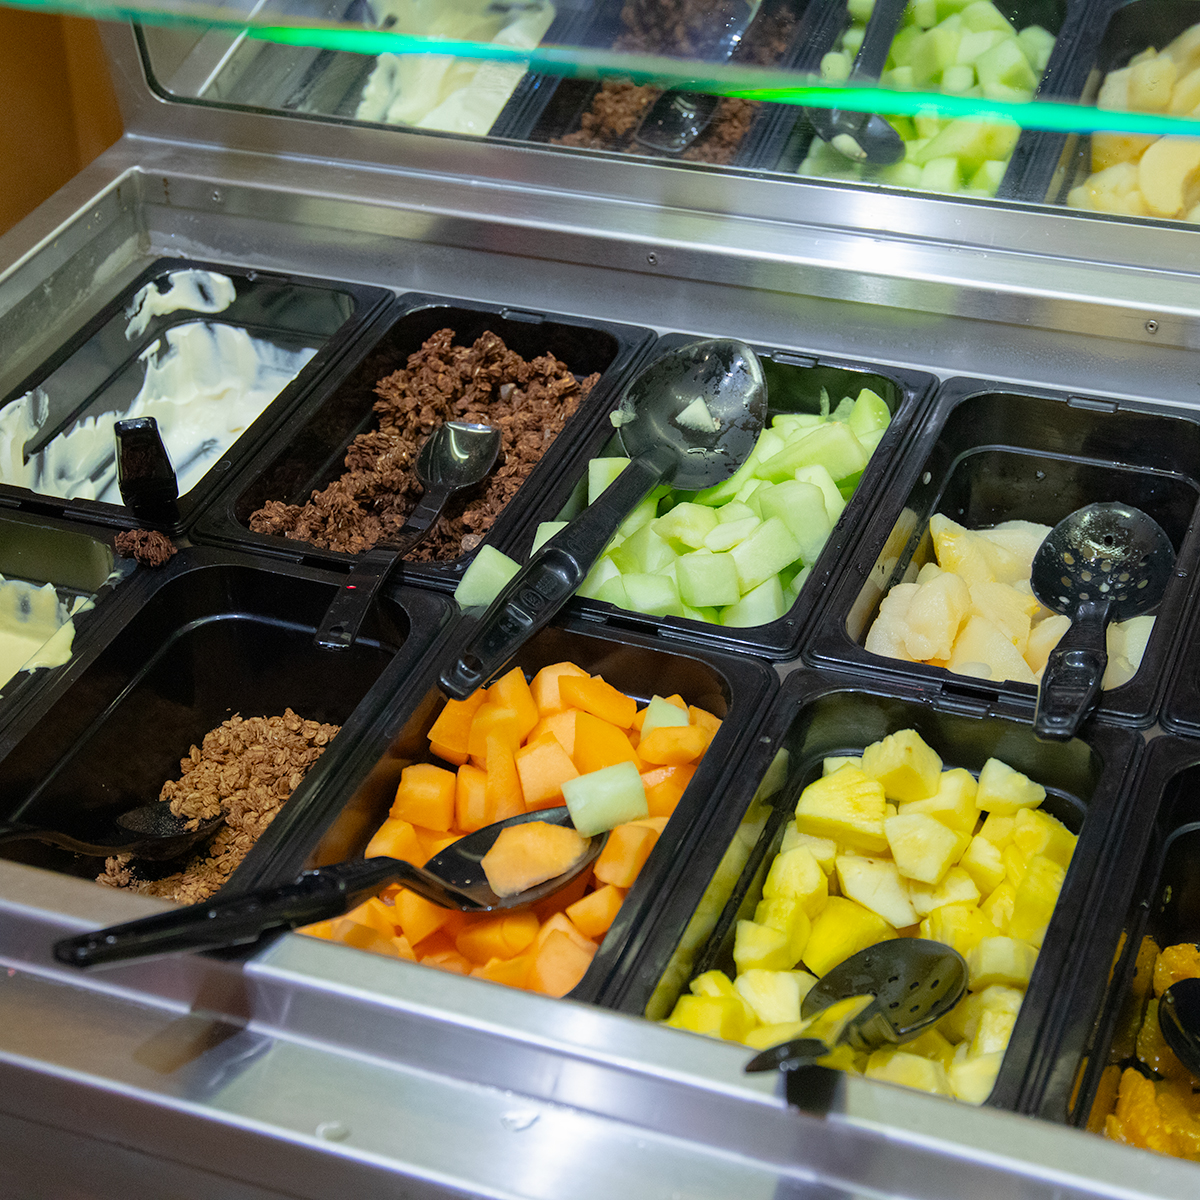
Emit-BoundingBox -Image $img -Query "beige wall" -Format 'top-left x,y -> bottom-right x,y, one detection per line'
0,12 -> 123,236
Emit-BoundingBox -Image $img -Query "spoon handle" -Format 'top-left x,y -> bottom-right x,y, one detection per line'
850,0 -> 909,83
52,857 -> 444,968
0,819 -> 129,857
440,444 -> 675,699
314,482 -> 454,651
1034,598 -> 1110,742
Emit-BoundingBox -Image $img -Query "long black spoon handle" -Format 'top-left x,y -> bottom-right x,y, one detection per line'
850,0 -> 910,83
440,443 -> 676,699
0,819 -> 130,857
53,855 -> 468,968
315,482 -> 454,651
1034,598 -> 1110,742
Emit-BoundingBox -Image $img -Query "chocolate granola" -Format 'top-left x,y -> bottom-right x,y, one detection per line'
114,528 -> 177,567
97,709 -> 339,905
248,328 -> 599,560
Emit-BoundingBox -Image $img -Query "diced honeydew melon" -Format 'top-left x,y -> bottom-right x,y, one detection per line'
722,575 -> 786,627
562,760 -> 649,836
677,549 -> 742,608
579,555 -> 620,599
847,387 -> 891,439
716,501 -> 758,524
793,464 -> 848,522
654,502 -> 718,549
531,521 -> 567,554
821,50 -> 853,81
785,565 -> 812,605
641,695 -> 691,736
756,480 -> 832,565
848,0 -> 875,22
757,423 -> 869,484
841,24 -> 865,57
1018,24 -> 1055,72
453,545 -> 519,608
911,25 -> 962,85
594,574 -> 631,609
887,64 -> 917,90
912,120 -> 993,170
920,157 -> 963,192
981,81 -> 1034,104
912,0 -> 939,28
955,28 -> 1005,64
730,518 -> 803,593
610,523 -> 675,575
588,457 -> 629,504
941,63 -> 976,92
961,0 -> 1016,35
682,603 -> 720,624
734,478 -> 768,508
772,413 -> 824,436
616,492 -> 662,539
969,159 -> 1008,195
704,516 -> 761,553
621,572 -> 682,617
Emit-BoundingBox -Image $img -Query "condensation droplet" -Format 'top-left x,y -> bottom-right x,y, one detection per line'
1080,571 -> 1092,582
1063,552 -> 1075,566
316,1121 -> 350,1142
501,1111 -> 540,1132
922,471 -> 931,484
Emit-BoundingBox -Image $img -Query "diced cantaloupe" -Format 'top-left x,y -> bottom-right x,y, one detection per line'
488,667 -> 540,742
566,883 -> 624,939
427,691 -> 487,762
515,735 -> 579,810
392,763 -> 457,832
593,819 -> 659,887
365,817 -> 425,863
467,702 -> 525,761
559,674 -> 638,729
641,762 -> 695,817
393,886 -> 455,946
455,762 -> 490,832
471,954 -> 533,988
529,928 -> 596,998
481,821 -> 589,897
529,709 -> 577,757
530,662 -> 590,716
455,911 -> 540,964
638,724 -> 710,765
485,735 -> 526,824
572,711 -> 640,775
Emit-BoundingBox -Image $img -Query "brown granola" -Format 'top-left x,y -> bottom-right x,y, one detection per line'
97,709 -> 339,904
113,528 -> 177,567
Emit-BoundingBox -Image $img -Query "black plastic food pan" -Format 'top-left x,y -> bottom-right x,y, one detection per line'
192,293 -> 653,595
761,0 -> 1090,202
806,376 -> 1200,729
521,0 -> 829,168
593,666 -> 1142,1113
0,257 -> 391,536
1027,734 -> 1200,1133
225,615 -> 776,1005
507,334 -> 936,661
1161,588 -> 1200,737
0,509 -> 130,739
1042,0 -> 1200,209
0,546 -> 452,895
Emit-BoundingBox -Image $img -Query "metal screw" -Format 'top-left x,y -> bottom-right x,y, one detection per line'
212,189 -> 223,204
646,252 -> 658,266
1145,319 -> 1159,334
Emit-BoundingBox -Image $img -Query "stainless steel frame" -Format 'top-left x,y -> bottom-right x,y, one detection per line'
2,20 -> 1200,1198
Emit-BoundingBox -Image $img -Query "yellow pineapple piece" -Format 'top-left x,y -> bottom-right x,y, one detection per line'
885,812 -> 969,884
948,615 -> 1038,685
864,1048 -> 954,1096
939,991 -> 987,1044
969,984 -> 1023,1056
1011,807 -> 1076,870
762,846 -> 829,917
930,514 -> 999,587
823,755 -> 862,775
1002,843 -> 1029,888
865,582 -> 921,661
802,896 -> 893,976
690,969 -> 758,1025
754,896 -> 812,964
967,935 -> 1038,989
901,572 -> 972,662
968,580 -> 1038,653
1008,854 -> 1065,948
835,854 -> 918,927
734,968 -> 809,1026
794,766 -> 888,852
975,758 -> 1045,815
907,865 -> 981,918
666,994 -> 754,1040
977,812 -> 1015,847
1025,613 -> 1071,674
958,835 -> 1007,894
980,881 -> 1017,934
787,829 -> 838,874
919,901 -> 1001,958
973,521 -> 1050,579
949,1050 -> 1003,1103
905,1027 -> 957,1072
742,1019 -> 809,1050
734,919 -> 797,972
897,767 -> 978,833
861,729 -> 943,801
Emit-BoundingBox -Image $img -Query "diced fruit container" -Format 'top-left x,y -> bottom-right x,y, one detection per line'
0,257 -> 392,535
0,509 -> 131,740
229,618 -> 776,1003
512,334 -> 936,661
805,375 -> 1200,728
192,294 -> 653,595
1160,584 -> 1200,736
596,667 -> 1142,1111
0,547 -> 452,890
764,0 -> 1089,202
1026,734 -> 1200,1135
1045,0 -> 1200,215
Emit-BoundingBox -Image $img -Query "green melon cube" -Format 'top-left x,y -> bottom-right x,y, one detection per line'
936,0 -> 975,17
588,457 -> 629,504
942,63 -> 976,92
562,760 -> 649,836
975,37 -> 1036,91
793,464 -> 847,522
615,492 -> 660,540
610,523 -> 675,575
771,413 -> 823,437
969,158 -> 1007,195
985,119 -> 1021,159
654,501 -> 718,549
579,556 -> 620,599
622,572 -> 682,617
682,604 -> 719,624
920,156 -> 963,192
847,387 -> 891,439
911,26 -> 962,85
842,26 -> 865,56
956,28 -> 1004,63
722,575 -> 786,627
1018,24 -> 1055,73
730,517 -> 803,593
453,545 -> 519,608
677,550 -> 742,608
758,423 -> 869,484
980,81 -> 1034,103
716,501 -> 757,524
915,114 -> 943,138
912,120 -> 992,170
912,0 -> 939,28
821,50 -> 853,81
757,480 -> 832,565
704,516 -> 760,553
531,521 -> 567,554
890,27 -> 922,67
848,0 -> 875,23
961,0 -> 1014,33
880,160 -> 924,188
642,695 -> 691,737
594,574 -> 631,609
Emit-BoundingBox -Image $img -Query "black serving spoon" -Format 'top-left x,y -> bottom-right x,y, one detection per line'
0,802 -> 223,861
115,416 -> 180,522
1158,976 -> 1200,1077
54,806 -> 604,968
315,421 -> 501,652
1030,502 -> 1174,742
745,939 -> 967,1088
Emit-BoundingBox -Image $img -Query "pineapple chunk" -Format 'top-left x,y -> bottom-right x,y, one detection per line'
1002,843 -> 1029,888
980,881 -> 1017,934
742,1019 -> 809,1050
948,615 -> 1038,685
958,835 -> 1007,894
901,572 -> 972,662
861,730 -> 943,801
949,1050 -> 1003,1103
969,984 -> 1023,1056
690,969 -> 758,1025
836,855 -> 919,927
968,580 -> 1038,653
1008,854 -> 1065,948
939,990 -> 987,1043
967,935 -> 1038,990
977,812 -> 1016,847
864,1048 -> 954,1095
788,830 -> 838,874
1024,613 -> 1071,674
975,758 -> 1045,815
930,514 -> 998,587
666,994 -> 754,1040
1011,807 -> 1076,869
897,767 -> 978,833
753,896 -> 812,964
803,896 -> 894,976
734,919 -> 798,972
865,582 -> 921,661
973,520 -> 1050,580
919,902 -> 1001,957
762,846 -> 829,917
904,1027 -> 957,1072
907,865 -> 981,918
885,812 -> 970,884
795,766 -> 888,852
734,968 -> 808,1026
824,755 -> 863,775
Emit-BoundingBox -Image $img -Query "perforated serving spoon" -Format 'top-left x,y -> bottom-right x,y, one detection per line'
745,939 -> 967,1095
0,802 -> 222,861
1030,502 -> 1174,742
315,421 -> 501,652
54,806 -> 604,968
440,339 -> 766,700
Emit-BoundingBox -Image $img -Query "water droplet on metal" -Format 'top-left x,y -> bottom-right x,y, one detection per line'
500,1110 -> 540,1132
316,1121 -> 350,1141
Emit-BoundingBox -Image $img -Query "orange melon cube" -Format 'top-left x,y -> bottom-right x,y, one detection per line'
629,816 -> 670,834
455,763 -> 489,833
566,884 -> 625,940
516,736 -> 580,810
455,911 -> 540,964
529,928 -> 596,997
528,709 -> 577,757
471,954 -> 533,988
533,867 -> 592,923
573,710 -> 640,775
391,762 -> 457,831
427,690 -> 486,758
413,827 -> 461,863
420,947 -> 473,975
637,724 -> 709,765
302,919 -> 337,939
489,667 -> 539,741
689,705 -> 722,739
429,740 -> 468,767
343,896 -> 399,939
393,886 -> 454,946
391,934 -> 417,961
531,662 -> 591,716
331,920 -> 403,956
533,910 -> 598,956
640,763 -> 695,818
593,822 -> 659,888
467,703 -> 524,761
481,821 -> 588,897
485,735 -> 525,824
365,817 -> 425,863
559,674 -> 637,729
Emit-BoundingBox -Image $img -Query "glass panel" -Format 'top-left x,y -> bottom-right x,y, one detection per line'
10,0 -> 1200,226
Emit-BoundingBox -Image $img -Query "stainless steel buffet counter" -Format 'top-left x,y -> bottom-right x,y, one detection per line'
4,15 -> 1200,1199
